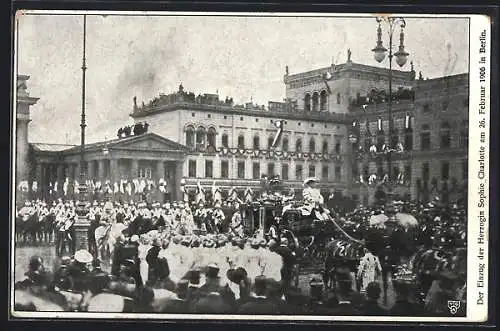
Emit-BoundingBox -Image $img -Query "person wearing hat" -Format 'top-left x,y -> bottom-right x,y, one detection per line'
146,237 -> 169,285
304,276 -> 337,315
389,277 -> 424,316
199,263 -> 235,303
360,281 -> 387,316
66,249 -> 93,292
237,276 -> 279,314
151,279 -> 190,313
229,205 -> 244,239
185,268 -> 203,305
272,237 -> 296,294
300,177 -> 330,221
15,255 -> 52,291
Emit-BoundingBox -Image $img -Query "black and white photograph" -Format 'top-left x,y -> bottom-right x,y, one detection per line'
10,11 -> 491,322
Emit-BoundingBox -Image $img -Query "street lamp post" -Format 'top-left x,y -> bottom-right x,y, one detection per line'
74,14 -> 90,251
371,16 -> 409,212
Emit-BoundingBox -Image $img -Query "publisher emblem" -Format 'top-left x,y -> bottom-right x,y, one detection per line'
447,300 -> 461,315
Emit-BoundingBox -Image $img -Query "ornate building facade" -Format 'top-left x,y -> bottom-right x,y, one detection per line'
130,84 -> 351,201
348,72 -> 469,205
21,53 -> 468,206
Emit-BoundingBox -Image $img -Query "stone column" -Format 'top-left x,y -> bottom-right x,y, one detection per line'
75,163 -> 81,180
56,164 -> 64,197
35,163 -> 42,200
88,161 -> 94,181
130,159 -> 139,179
110,159 -> 118,183
98,159 -> 106,180
155,160 -> 165,202
174,161 -> 184,201
156,160 -> 165,181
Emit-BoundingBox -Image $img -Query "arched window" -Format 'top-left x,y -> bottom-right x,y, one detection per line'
185,125 -> 195,148
304,94 -> 311,111
322,140 -> 328,154
296,138 -> 303,153
237,135 -> 245,149
309,138 -> 316,153
337,92 -> 341,104
312,92 -> 319,112
280,137 -> 288,152
207,127 -> 217,150
253,135 -> 260,150
268,136 -> 274,150
440,122 -> 451,149
196,126 -> 206,150
320,90 -> 328,111
221,133 -> 229,148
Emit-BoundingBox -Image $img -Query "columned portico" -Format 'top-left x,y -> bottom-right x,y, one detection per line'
29,133 -> 189,203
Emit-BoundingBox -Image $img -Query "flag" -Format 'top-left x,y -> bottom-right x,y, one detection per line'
63,178 -> 69,196
322,72 -> 332,94
271,120 -> 284,148
126,182 -> 132,196
114,182 -> 119,194
212,181 -> 222,204
244,187 -> 254,203
196,180 -> 205,203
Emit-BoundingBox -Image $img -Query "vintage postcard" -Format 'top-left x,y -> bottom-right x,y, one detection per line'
10,11 -> 491,323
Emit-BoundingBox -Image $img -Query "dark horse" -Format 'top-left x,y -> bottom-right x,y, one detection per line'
15,212 -> 42,245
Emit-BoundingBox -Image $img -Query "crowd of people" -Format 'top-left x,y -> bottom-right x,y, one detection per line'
14,178 -> 467,316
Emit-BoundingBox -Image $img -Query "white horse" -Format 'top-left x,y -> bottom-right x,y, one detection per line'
94,222 -> 127,265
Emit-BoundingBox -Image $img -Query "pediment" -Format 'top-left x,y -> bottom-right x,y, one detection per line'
111,133 -> 187,151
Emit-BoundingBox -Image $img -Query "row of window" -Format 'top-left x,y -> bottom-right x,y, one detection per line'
304,90 -> 340,111
188,160 -> 342,181
355,164 -> 412,182
354,124 -> 467,151
186,129 -> 343,153
419,128 -> 468,150
421,97 -> 468,112
421,160 -> 468,181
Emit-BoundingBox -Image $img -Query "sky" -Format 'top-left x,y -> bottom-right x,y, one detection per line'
16,13 -> 469,145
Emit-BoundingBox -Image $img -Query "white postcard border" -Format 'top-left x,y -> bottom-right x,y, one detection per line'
10,11 -> 491,323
